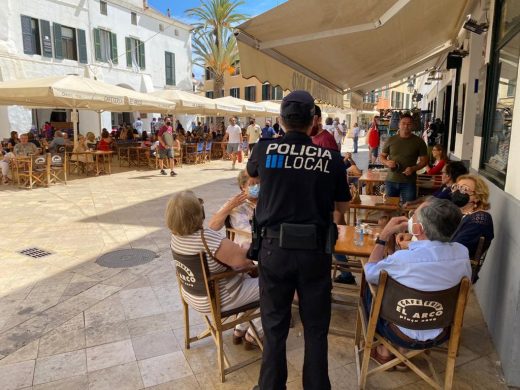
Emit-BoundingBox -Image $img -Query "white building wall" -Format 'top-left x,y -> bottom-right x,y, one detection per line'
0,0 -> 192,138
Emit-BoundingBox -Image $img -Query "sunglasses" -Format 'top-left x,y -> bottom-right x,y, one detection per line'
451,184 -> 475,195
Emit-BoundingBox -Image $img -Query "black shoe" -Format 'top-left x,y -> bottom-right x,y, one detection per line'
160,169 -> 166,175
170,170 -> 177,176
334,275 -> 357,285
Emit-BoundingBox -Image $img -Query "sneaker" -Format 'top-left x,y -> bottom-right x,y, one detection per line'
170,170 -> 177,176
334,274 -> 357,285
160,169 -> 167,175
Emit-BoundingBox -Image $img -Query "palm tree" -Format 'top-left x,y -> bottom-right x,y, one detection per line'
186,0 -> 248,98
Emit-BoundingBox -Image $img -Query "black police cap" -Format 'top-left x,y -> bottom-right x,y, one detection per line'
281,90 -> 315,120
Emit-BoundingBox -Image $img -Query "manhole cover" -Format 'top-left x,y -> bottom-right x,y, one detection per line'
19,247 -> 52,259
96,249 -> 158,268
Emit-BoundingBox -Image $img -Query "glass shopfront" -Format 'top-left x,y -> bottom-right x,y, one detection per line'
481,0 -> 520,187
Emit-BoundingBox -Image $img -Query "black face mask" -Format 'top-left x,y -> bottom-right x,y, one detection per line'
451,190 -> 470,207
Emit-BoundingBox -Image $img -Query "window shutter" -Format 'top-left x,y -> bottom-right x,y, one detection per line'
165,52 -> 172,85
21,15 -> 34,54
77,28 -> 87,63
138,41 -> 145,69
93,28 -> 101,61
110,32 -> 118,64
53,23 -> 62,59
251,86 -> 256,101
40,20 -> 52,57
125,37 -> 131,67
170,52 -> 175,85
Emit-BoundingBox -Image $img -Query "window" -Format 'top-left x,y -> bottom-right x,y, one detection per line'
131,12 -> 137,25
21,15 -> 41,55
100,0 -> 107,15
262,84 -> 271,100
272,86 -> 283,100
205,91 -> 214,99
405,93 -> 410,109
125,37 -> 145,69
480,0 -> 520,187
53,23 -> 86,62
94,28 -> 118,63
230,87 -> 240,98
60,26 -> 77,60
205,68 -> 214,80
165,51 -> 175,85
262,83 -> 283,100
244,86 -> 256,101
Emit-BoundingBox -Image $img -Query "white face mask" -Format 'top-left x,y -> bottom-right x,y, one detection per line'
408,217 -> 420,239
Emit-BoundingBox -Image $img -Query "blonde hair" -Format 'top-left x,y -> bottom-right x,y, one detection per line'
165,191 -> 204,236
457,174 -> 490,210
86,132 -> 96,142
237,169 -> 249,190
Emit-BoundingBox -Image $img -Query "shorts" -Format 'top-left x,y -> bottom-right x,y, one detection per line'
370,146 -> 379,157
159,148 -> 173,159
226,143 -> 239,153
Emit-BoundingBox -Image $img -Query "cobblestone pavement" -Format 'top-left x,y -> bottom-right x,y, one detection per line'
0,149 -> 508,389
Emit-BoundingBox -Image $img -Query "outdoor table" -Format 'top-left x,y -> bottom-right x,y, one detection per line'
359,170 -> 388,195
68,151 -> 95,176
127,146 -> 149,168
347,195 -> 401,225
331,225 -> 376,337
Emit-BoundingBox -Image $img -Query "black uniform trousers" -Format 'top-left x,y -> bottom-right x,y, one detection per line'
258,237 -> 332,390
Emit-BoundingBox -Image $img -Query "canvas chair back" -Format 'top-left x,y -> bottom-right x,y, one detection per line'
172,251 -> 211,298
379,273 -> 462,330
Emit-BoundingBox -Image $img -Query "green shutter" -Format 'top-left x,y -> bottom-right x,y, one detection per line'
93,28 -> 101,61
110,32 -> 118,64
40,20 -> 52,57
138,40 -> 145,69
53,23 -> 62,59
77,28 -> 87,63
125,37 -> 131,67
171,52 -> 175,85
165,52 -> 172,85
21,15 -> 34,54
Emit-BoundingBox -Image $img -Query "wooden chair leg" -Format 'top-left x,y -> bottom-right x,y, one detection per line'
216,331 -> 225,382
183,301 -> 191,349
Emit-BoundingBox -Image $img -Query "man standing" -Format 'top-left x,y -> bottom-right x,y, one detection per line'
133,117 -> 143,136
248,90 -> 350,390
352,122 -> 360,153
261,120 -> 276,139
380,114 -> 428,202
311,106 -> 338,151
150,118 -> 157,135
157,118 -> 177,176
224,117 -> 242,170
246,118 -> 261,153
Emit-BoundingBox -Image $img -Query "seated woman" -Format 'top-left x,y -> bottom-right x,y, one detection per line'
425,144 -> 447,175
97,128 -> 113,151
398,174 -> 494,264
209,170 -> 257,247
86,132 -> 97,150
450,174 -> 494,261
166,190 -> 262,348
70,134 -> 94,164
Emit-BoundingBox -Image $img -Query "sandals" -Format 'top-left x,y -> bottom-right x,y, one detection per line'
370,347 -> 409,371
233,328 -> 247,345
244,331 -> 262,351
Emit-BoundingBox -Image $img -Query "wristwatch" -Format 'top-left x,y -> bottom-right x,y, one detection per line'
375,237 -> 387,246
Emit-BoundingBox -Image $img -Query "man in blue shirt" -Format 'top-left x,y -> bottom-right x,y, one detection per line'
261,120 -> 277,139
364,198 -> 471,362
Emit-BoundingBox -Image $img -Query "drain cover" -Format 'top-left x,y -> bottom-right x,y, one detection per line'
96,249 -> 158,268
19,247 -> 52,259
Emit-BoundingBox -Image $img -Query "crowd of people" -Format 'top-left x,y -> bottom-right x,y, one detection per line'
164,91 -> 495,390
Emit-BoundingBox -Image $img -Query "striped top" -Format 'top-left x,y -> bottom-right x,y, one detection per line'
171,228 -> 244,313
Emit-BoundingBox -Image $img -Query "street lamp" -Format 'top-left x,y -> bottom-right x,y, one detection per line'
407,79 -> 415,93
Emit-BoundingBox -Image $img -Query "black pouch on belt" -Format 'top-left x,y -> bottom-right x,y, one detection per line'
279,223 -> 318,250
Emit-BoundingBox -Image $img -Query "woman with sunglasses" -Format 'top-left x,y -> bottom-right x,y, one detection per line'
450,174 -> 494,261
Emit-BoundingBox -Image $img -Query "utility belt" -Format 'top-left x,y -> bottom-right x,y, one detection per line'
247,213 -> 337,261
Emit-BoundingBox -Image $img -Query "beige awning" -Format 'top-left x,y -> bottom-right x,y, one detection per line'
0,75 -> 175,112
213,96 -> 267,116
236,0 -> 471,106
257,101 -> 281,115
150,89 -> 241,115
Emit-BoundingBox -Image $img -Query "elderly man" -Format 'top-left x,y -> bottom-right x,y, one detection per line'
364,197 -> 471,364
1,134 -> 39,183
49,131 -> 66,152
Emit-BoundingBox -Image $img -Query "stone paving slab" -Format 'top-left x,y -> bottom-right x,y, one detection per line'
0,151 -> 509,389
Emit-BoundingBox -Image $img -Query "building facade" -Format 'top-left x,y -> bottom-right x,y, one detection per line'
414,0 -> 520,385
0,0 -> 192,137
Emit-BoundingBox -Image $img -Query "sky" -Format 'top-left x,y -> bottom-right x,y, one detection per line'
148,0 -> 286,78
148,0 -> 285,26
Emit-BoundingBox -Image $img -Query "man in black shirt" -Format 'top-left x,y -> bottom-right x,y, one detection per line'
247,91 -> 350,390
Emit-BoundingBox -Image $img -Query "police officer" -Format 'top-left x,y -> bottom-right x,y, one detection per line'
247,91 -> 350,390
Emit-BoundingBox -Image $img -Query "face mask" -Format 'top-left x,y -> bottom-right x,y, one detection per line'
408,217 -> 420,237
248,184 -> 260,198
451,191 -> 470,207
